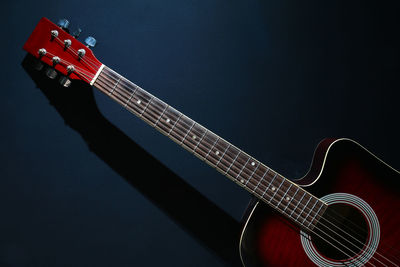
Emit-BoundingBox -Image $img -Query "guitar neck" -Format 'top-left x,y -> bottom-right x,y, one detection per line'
92,65 -> 326,230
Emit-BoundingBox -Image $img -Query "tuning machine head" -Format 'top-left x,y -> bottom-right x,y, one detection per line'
57,19 -> 70,32
72,28 -> 82,38
84,36 -> 96,48
28,55 -> 44,71
45,67 -> 57,79
59,76 -> 72,87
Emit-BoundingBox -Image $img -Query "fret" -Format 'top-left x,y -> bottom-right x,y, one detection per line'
135,88 -> 152,104
139,96 -> 165,124
247,164 -> 267,191
225,149 -> 241,175
124,87 -> 147,115
141,98 -> 163,126
115,78 -> 136,99
290,190 -> 306,217
216,144 -> 234,173
183,124 -> 206,152
215,142 -> 231,168
98,77 -> 133,110
261,172 -> 277,198
114,86 -> 132,105
308,202 -> 324,228
172,116 -> 192,146
157,107 -> 181,136
168,114 -> 183,135
201,133 -> 219,161
168,113 -> 184,141
105,82 -> 133,110
102,67 -> 118,79
141,96 -> 154,117
246,161 -> 260,185
236,155 -> 251,181
99,69 -> 119,93
276,183 -> 292,209
253,168 -> 269,193
193,129 -> 207,153
124,84 -> 138,108
269,178 -> 284,204
148,96 -> 166,113
240,157 -> 258,181
225,152 -> 246,180
155,104 -> 169,127
109,77 -> 121,96
302,198 -> 318,225
262,172 -> 280,199
180,118 -> 195,144
205,136 -> 221,166
284,186 -> 299,213
295,195 -> 312,222
93,66 -> 329,229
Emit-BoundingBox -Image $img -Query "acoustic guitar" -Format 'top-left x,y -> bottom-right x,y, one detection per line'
23,17 -> 399,266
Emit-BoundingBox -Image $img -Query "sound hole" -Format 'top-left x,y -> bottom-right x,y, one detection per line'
311,203 -> 369,261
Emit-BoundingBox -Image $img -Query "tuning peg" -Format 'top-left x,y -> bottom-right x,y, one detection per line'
72,28 -> 82,38
57,19 -> 70,32
29,56 -> 44,71
33,61 -> 44,71
45,67 -> 57,79
59,76 -> 72,87
84,36 -> 96,48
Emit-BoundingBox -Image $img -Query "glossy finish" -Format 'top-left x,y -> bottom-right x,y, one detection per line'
84,36 -> 97,48
57,19 -> 70,31
240,139 -> 400,266
23,18 -> 102,83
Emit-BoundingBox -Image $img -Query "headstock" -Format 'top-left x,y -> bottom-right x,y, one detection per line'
23,17 -> 103,87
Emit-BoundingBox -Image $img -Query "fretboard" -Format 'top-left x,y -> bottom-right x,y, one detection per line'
93,65 -> 326,231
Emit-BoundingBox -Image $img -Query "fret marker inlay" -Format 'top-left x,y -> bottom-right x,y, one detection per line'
92,65 -> 327,232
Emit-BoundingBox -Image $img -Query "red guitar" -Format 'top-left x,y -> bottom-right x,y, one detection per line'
23,18 -> 399,267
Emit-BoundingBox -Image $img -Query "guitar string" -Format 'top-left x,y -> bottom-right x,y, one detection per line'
93,74 -> 394,266
44,52 -> 96,81
41,35 -> 102,84
53,36 -> 101,73
55,60 -> 92,83
95,74 -> 374,267
53,47 -> 400,266
64,66 -> 92,82
47,35 -> 399,261
98,71 -> 400,266
94,70 -> 400,265
45,47 -> 397,266
92,70 -> 381,233
101,70 -> 399,266
52,51 -> 398,265
92,70 -> 369,227
96,74 -> 400,266
42,48 -> 95,78
36,38 -> 327,227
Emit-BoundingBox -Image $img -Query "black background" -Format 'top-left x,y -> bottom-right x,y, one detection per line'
1,0 -> 399,266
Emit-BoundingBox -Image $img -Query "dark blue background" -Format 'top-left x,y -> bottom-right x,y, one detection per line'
1,0 -> 399,266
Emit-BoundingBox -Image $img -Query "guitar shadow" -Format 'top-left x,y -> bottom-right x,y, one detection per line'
21,54 -> 242,266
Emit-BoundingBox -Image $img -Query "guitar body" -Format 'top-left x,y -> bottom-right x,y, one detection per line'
240,138 -> 400,266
